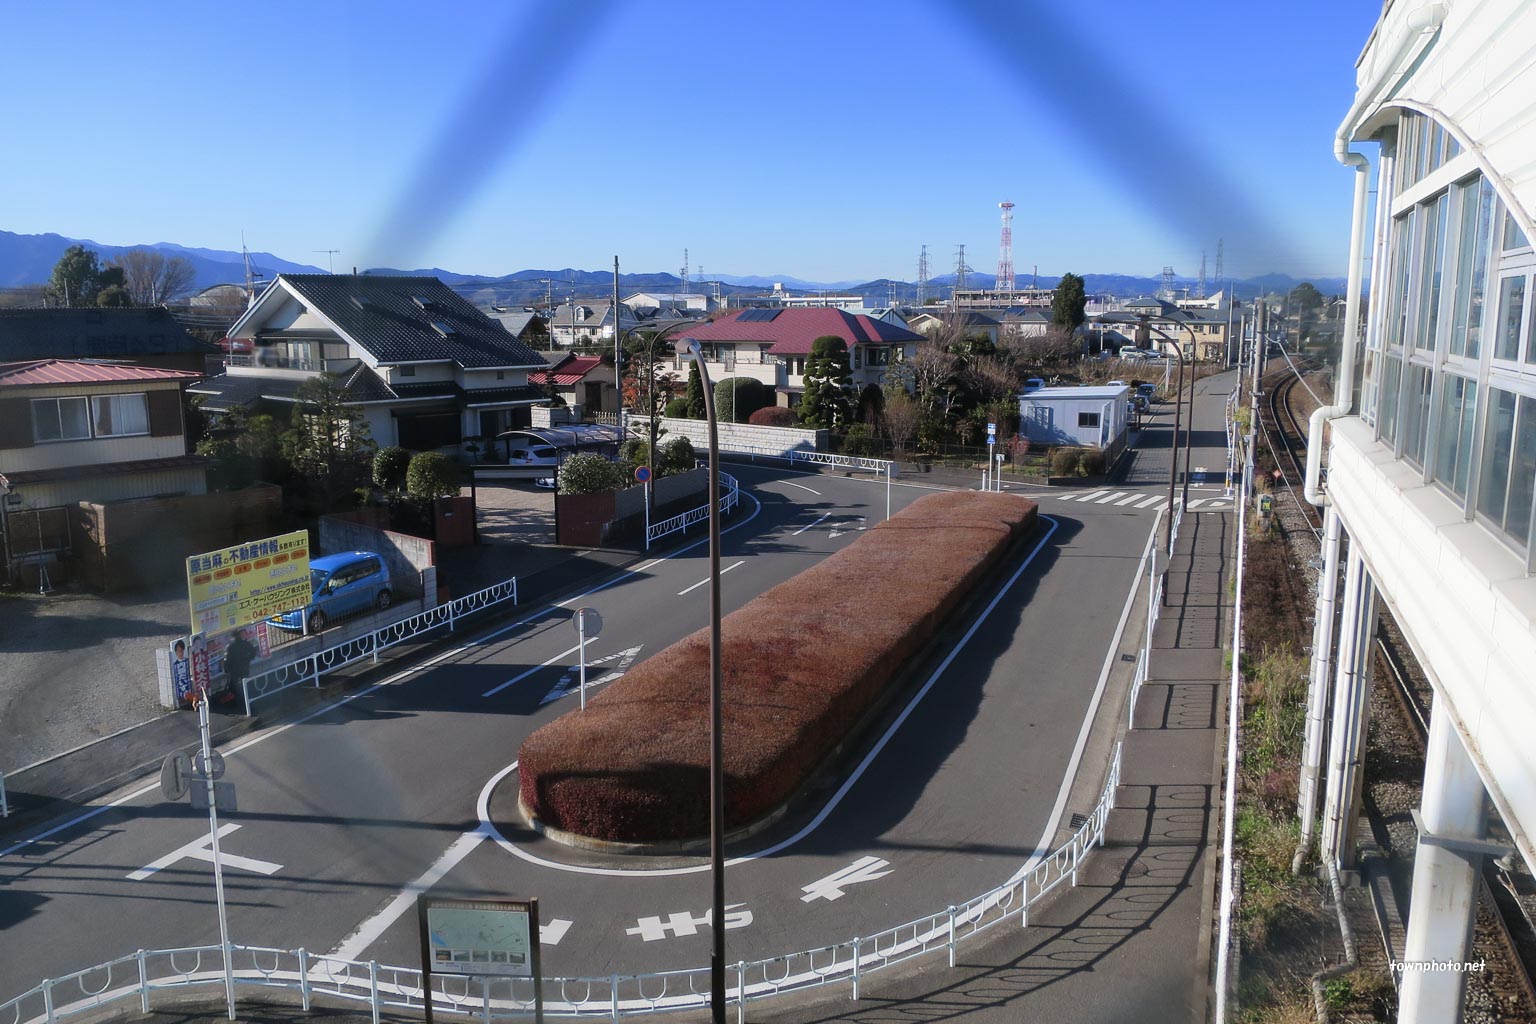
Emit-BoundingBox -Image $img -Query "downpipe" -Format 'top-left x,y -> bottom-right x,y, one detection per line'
1294,505 -> 1343,874
1310,857 -> 1359,1023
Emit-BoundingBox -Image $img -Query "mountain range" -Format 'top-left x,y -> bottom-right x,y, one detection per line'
0,229 -> 1349,306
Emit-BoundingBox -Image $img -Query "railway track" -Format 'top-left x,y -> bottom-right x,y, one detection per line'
1257,359 -> 1536,1018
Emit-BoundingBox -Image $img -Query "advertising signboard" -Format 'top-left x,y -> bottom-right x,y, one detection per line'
187,531 -> 310,635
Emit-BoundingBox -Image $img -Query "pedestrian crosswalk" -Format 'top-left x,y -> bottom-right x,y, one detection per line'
1045,488 -> 1233,511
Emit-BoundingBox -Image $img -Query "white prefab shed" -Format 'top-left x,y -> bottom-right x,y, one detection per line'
1017,384 -> 1130,449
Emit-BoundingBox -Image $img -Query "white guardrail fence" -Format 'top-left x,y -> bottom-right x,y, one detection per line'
0,742 -> 1121,1024
240,577 -> 519,716
646,472 -> 739,547
1127,500 -> 1183,729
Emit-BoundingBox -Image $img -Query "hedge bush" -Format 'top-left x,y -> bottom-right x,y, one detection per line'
748,406 -> 797,428
715,377 -> 770,423
372,446 -> 410,491
559,452 -> 626,495
664,397 -> 690,419
1050,447 -> 1082,477
1080,449 -> 1107,476
840,423 -> 881,457
658,436 -> 695,475
518,491 -> 1038,842
405,452 -> 460,501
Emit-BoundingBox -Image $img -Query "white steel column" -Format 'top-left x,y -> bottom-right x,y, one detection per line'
1295,505 -> 1343,871
1320,543 -> 1375,869
1399,703 -> 1488,1024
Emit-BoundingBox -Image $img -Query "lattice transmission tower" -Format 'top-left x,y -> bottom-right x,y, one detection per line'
996,201 -> 1016,293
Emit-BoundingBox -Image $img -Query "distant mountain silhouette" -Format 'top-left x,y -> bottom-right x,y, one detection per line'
0,230 -> 325,291
0,228 -> 1349,305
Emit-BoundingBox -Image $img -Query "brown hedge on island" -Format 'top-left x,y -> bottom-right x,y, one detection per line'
516,490 -> 1038,843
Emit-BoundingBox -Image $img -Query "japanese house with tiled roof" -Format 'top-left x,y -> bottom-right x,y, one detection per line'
0,359 -> 205,511
191,274 -> 549,449
0,306 -> 218,373
678,308 -> 924,408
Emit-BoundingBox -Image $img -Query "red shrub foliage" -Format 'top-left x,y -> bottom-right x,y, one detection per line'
747,406 -> 798,427
517,491 -> 1038,842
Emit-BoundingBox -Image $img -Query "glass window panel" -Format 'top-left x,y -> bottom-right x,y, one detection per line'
1433,375 -> 1477,498
1379,354 -> 1403,446
31,400 -> 61,442
1416,194 -> 1448,350
1479,388 -> 1516,528
1449,177 -> 1494,359
92,394 -> 149,436
1361,349 -> 1379,425
1495,276 -> 1527,361
1403,364 -> 1433,466
1510,396 -> 1536,546
1388,214 -> 1414,348
1505,210 -> 1531,251
1444,132 -> 1462,161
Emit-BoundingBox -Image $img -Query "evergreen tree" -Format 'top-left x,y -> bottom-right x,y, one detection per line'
799,336 -> 854,428
685,361 -> 706,419
1052,272 -> 1088,328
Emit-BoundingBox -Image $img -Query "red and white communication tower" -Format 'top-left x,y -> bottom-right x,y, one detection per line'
996,201 -> 1016,293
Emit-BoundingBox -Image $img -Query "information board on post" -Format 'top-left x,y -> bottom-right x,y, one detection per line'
418,897 -> 543,1024
186,531 -> 311,635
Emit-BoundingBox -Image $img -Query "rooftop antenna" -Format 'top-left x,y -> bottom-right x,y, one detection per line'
917,245 -> 930,305
996,202 -> 1016,293
313,250 -> 341,275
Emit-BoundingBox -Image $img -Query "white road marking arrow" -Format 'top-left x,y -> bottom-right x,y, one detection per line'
829,516 -> 867,540
540,919 -> 573,945
800,855 -> 893,902
540,645 -> 644,705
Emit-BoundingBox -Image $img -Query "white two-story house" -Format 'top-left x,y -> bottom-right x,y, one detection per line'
676,308 -> 925,408
192,275 -> 548,448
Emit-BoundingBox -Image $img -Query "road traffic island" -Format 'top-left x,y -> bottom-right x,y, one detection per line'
513,491 -> 1039,847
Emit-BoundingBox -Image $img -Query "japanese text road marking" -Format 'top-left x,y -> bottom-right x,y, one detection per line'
800,855 -> 893,902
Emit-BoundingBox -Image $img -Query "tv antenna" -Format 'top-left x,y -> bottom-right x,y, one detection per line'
313,250 -> 341,275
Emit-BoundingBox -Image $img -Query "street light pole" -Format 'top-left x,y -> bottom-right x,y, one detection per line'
681,338 -> 726,1024
1142,316 -> 1200,556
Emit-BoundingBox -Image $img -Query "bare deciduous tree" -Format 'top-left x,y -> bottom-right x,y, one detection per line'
907,340 -> 959,415
881,390 -> 922,455
1001,325 -> 1081,368
961,353 -> 1019,405
112,249 -> 196,306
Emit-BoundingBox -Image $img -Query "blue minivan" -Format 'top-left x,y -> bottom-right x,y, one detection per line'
269,551 -> 392,633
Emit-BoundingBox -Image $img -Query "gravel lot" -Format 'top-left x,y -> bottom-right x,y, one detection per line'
0,581 -> 188,773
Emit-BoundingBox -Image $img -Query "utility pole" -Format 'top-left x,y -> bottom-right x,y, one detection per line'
613,256 -> 623,433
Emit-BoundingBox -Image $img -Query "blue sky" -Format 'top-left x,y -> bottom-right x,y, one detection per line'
0,0 -> 1382,284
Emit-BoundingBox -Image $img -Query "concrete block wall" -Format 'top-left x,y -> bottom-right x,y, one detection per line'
318,513 -> 435,596
657,418 -> 827,454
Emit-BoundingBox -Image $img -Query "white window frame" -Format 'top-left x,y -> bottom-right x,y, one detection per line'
90,392 -> 151,438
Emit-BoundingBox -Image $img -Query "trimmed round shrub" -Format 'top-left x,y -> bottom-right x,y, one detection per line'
715,378 -> 770,423
664,397 -> 690,419
618,438 -> 650,467
1081,449 -> 1107,476
1050,447 -> 1082,477
558,452 -> 626,495
372,446 -> 410,491
405,451 -> 461,501
748,405 -> 798,428
658,436 -> 696,475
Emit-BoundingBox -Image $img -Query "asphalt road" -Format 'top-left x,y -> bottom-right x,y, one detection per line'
0,464 -> 1170,999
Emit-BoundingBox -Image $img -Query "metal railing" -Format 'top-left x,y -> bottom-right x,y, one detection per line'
646,473 -> 738,547
240,577 -> 518,716
720,443 -> 893,477
2,742 -> 1122,1024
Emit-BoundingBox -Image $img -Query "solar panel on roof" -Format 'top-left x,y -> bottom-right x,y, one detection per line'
737,308 -> 782,322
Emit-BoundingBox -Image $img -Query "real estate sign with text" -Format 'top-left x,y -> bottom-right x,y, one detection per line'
186,530 -> 311,635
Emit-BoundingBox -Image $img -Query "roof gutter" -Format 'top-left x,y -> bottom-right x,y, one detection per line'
1306,1 -> 1447,507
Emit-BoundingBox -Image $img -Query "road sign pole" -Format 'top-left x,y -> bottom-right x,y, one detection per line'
578,617 -> 588,711
197,696 -> 237,1020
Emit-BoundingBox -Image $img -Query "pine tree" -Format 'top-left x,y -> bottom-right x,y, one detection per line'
685,362 -> 706,419
799,336 -> 853,428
